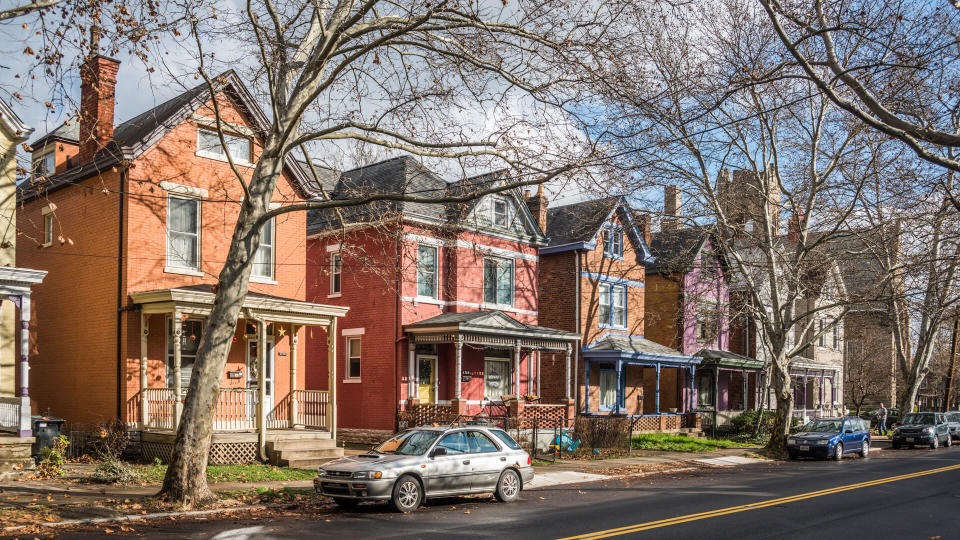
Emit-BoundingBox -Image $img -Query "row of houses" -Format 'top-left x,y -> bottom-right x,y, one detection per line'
0,54 -> 895,467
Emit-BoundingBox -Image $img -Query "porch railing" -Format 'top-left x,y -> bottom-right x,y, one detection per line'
144,388 -> 177,430
213,388 -> 256,431
267,394 -> 290,430
293,390 -> 329,429
0,397 -> 21,433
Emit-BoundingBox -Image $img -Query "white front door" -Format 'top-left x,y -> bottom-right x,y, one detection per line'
246,337 -> 276,417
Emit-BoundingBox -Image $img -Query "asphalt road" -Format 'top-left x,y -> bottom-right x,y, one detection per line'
56,442 -> 960,539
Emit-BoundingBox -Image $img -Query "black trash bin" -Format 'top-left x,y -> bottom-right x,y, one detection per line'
31,416 -> 66,457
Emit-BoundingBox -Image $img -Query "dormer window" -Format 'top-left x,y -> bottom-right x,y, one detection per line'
603,225 -> 623,258
492,197 -> 509,228
197,128 -> 252,164
32,151 -> 55,179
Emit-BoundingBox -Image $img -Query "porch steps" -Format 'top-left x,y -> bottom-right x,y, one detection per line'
0,436 -> 35,480
266,432 -> 342,469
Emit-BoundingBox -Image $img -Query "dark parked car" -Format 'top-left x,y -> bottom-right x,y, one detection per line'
787,417 -> 871,460
891,412 -> 952,449
859,408 -> 899,428
943,412 -> 960,441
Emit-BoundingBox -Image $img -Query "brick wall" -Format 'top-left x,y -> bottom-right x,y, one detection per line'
645,273 -> 682,350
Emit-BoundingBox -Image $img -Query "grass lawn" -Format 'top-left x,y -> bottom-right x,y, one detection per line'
631,434 -> 747,452
137,463 -> 317,484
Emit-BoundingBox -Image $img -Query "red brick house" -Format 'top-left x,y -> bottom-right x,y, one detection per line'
18,56 -> 347,465
537,197 -> 701,432
305,164 -> 578,439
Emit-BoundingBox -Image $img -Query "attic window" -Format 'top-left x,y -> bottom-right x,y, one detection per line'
197,128 -> 252,164
603,225 -> 623,258
492,197 -> 509,228
32,151 -> 55,179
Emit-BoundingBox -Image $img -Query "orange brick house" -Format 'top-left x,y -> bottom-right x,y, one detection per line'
537,197 -> 701,432
18,55 -> 347,464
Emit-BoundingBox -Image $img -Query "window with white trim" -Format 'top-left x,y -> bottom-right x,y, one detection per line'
197,128 -> 252,163
603,226 -> 623,258
483,257 -> 514,306
598,282 -> 626,328
346,336 -> 361,380
832,322 -> 840,350
416,244 -> 438,298
818,319 -> 826,347
32,151 -> 55,179
330,252 -> 342,294
492,197 -> 509,228
252,217 -> 275,278
599,370 -> 618,411
167,196 -> 200,270
42,212 -> 53,246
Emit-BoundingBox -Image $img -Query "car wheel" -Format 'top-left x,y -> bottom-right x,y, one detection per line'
860,440 -> 870,457
390,475 -> 423,513
833,442 -> 843,461
891,442 -> 900,449
333,498 -> 360,510
931,436 -> 939,450
945,435 -> 952,447
494,469 -> 522,503
788,451 -> 798,460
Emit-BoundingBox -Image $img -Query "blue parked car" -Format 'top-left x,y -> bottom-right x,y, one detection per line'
787,417 -> 871,460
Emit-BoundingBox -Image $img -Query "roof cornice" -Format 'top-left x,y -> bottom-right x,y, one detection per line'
0,98 -> 32,142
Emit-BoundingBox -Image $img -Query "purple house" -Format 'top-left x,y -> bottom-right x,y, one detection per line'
645,226 -> 764,428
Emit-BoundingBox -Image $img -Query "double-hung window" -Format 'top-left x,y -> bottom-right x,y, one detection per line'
701,251 -> 716,278
483,257 -> 514,306
603,226 -> 623,258
330,252 -> 342,295
598,283 -> 626,327
252,217 -> 275,279
167,196 -> 200,270
32,152 -> 55,179
818,319 -> 826,347
346,336 -> 361,380
599,370 -> 618,411
832,323 -> 840,349
197,128 -> 252,164
42,208 -> 53,246
492,197 -> 509,228
416,245 -> 438,298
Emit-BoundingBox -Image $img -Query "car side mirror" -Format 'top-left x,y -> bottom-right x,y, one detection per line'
431,447 -> 447,458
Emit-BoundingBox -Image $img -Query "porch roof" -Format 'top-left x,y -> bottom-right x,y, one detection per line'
790,356 -> 840,374
0,267 -> 47,295
130,285 -> 348,325
404,310 -> 579,350
583,334 -> 699,367
696,349 -> 765,370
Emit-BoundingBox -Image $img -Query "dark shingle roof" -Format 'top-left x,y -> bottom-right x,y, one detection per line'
544,197 -> 619,247
404,310 -> 579,341
29,119 -> 80,149
584,333 -> 698,364
647,227 -> 711,274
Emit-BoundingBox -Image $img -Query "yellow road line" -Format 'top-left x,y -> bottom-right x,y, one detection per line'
559,463 -> 960,540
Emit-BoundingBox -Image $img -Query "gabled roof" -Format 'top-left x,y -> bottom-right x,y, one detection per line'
696,348 -> 764,370
28,118 -> 79,149
583,333 -> 698,365
541,196 -> 653,261
19,70 -> 318,202
403,310 -> 579,341
647,227 -> 713,274
0,97 -> 33,142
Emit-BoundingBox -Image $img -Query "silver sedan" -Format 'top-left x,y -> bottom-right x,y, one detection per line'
314,424 -> 534,512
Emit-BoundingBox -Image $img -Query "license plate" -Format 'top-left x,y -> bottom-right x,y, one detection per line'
799,445 -> 809,451
906,437 -> 914,442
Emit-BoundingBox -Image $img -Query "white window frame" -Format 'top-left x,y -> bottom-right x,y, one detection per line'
196,127 -> 254,166
598,282 -> 626,328
250,217 -> 276,282
329,251 -> 342,297
832,322 -> 840,350
165,195 -> 202,275
345,336 -> 361,381
416,244 -> 439,299
599,369 -> 618,411
482,256 -> 515,307
32,151 -> 55,179
41,205 -> 54,247
491,197 -> 509,228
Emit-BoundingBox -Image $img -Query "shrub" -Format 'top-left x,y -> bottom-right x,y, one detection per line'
36,435 -> 69,478
91,455 -> 140,484
90,420 -> 131,459
730,410 -> 777,435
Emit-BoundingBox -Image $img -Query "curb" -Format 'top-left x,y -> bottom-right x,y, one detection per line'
1,504 -> 268,533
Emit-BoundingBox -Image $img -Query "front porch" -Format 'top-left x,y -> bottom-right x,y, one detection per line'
126,286 -> 347,464
400,311 -> 580,428
790,357 -> 842,422
582,334 -> 703,433
694,349 -> 766,429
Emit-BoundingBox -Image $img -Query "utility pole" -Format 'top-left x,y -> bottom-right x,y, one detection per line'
943,318 -> 959,412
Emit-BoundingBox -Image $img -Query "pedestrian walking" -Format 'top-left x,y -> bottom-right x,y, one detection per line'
878,403 -> 888,436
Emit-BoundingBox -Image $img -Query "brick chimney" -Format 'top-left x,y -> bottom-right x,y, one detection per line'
663,185 -> 682,231
78,54 -> 120,163
525,183 -> 548,233
787,213 -> 804,243
634,210 -> 651,246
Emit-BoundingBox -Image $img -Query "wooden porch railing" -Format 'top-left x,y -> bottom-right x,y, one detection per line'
144,388 -> 177,430
213,388 -> 256,431
0,397 -> 21,433
293,390 -> 328,429
267,394 -> 290,430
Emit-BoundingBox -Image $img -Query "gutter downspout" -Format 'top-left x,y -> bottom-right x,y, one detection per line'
116,168 -> 127,421
394,233 -> 402,432
574,251 -> 581,412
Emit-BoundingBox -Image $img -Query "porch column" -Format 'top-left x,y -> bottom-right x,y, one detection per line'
140,312 -> 149,426
565,344 -> 572,401
257,318 -> 268,461
408,341 -> 416,401
527,349 -> 533,396
615,360 -> 623,414
742,369 -> 748,411
536,350 -> 541,397
802,372 -> 808,416
454,338 -> 463,399
689,366 -> 696,412
172,309 -> 182,431
819,370 -> 825,412
327,317 -> 338,441
513,340 -> 521,397
17,295 -> 31,437
584,359 -> 591,412
289,324 -> 299,427
655,364 -> 661,414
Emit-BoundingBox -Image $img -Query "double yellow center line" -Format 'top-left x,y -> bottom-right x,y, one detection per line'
559,463 -> 960,539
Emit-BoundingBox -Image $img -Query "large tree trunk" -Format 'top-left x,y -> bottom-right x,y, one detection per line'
160,154 -> 283,507
764,355 -> 793,457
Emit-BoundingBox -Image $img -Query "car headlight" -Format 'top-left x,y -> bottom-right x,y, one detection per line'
353,471 -> 383,479
922,427 -> 934,435
788,438 -> 797,445
316,469 -> 327,477
817,440 -> 830,445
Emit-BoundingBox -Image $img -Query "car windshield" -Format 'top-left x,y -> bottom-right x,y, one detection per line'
374,430 -> 442,456
901,413 -> 934,425
803,420 -> 841,433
